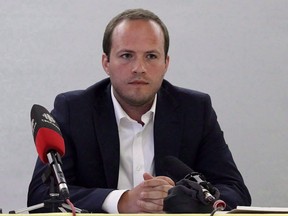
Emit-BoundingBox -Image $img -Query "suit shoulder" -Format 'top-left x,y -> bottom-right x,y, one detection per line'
161,80 -> 211,102
51,78 -> 111,127
55,78 -> 110,104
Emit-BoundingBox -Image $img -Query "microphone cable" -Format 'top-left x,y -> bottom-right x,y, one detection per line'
65,198 -> 76,216
210,199 -> 226,216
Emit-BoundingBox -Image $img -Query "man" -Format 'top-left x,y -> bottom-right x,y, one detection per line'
27,8 -> 251,213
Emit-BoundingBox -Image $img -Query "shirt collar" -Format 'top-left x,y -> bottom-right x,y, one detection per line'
111,86 -> 157,126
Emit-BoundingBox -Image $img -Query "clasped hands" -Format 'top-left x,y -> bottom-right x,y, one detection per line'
118,172 -> 175,213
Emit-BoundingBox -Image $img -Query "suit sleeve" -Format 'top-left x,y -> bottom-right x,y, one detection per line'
194,94 -> 251,209
27,93 -> 113,213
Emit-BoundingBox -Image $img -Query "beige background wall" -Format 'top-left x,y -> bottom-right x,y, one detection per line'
0,0 -> 287,213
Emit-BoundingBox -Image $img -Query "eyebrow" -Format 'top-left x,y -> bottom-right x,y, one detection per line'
146,50 -> 161,54
116,49 -> 161,55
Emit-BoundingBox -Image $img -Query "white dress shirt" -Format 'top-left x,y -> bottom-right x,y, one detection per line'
102,87 -> 156,213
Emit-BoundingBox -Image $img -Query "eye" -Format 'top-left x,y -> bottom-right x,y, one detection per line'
146,53 -> 158,60
120,53 -> 133,59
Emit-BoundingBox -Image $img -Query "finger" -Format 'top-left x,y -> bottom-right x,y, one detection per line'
143,198 -> 164,206
143,172 -> 154,180
137,199 -> 164,213
142,173 -> 175,187
141,186 -> 172,199
141,191 -> 167,200
154,176 -> 175,186
143,178 -> 173,187
139,210 -> 165,214
143,184 -> 173,193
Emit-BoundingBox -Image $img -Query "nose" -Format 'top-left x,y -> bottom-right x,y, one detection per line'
132,58 -> 146,74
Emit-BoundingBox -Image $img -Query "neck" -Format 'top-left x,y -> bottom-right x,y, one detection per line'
111,87 -> 156,123
122,102 -> 152,123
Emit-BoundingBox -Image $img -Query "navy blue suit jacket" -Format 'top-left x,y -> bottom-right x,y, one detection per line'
28,78 -> 251,212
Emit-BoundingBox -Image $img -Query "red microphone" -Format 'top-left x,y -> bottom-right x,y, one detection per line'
31,104 -> 65,163
30,104 -> 69,199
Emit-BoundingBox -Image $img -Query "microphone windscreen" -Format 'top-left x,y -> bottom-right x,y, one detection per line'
30,104 -> 65,163
161,156 -> 193,182
35,128 -> 65,163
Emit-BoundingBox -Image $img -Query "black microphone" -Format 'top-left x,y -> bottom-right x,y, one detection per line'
30,104 -> 69,199
162,156 -> 226,210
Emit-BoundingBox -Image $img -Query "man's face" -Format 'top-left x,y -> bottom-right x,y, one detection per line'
102,19 -> 169,108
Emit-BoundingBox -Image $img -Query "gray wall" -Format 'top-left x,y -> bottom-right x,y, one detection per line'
0,0 -> 287,213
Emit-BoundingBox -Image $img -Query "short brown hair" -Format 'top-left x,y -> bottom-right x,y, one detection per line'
102,8 -> 169,59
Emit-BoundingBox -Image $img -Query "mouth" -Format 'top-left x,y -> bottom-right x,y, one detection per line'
128,80 -> 149,85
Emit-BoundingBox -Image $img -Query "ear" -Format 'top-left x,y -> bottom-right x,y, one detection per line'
164,55 -> 170,74
102,53 -> 110,75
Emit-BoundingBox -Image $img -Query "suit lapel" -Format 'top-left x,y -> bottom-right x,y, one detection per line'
91,80 -> 182,185
92,85 -> 120,188
154,85 -> 182,175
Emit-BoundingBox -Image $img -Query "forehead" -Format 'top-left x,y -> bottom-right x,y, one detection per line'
111,19 -> 165,50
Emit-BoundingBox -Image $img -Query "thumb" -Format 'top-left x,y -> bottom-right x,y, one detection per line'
143,172 -> 154,180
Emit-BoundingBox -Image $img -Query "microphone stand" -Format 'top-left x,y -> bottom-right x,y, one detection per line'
9,166 -> 87,214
